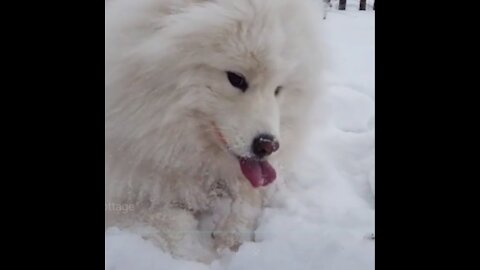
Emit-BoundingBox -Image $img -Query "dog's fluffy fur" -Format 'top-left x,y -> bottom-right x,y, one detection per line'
105,0 -> 324,261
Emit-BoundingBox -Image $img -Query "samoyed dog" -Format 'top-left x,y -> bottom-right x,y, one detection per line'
105,0 -> 325,262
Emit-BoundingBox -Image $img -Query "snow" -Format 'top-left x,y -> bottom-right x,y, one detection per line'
106,3 -> 375,270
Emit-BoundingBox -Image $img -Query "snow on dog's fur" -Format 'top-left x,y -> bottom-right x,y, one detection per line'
105,0 -> 325,262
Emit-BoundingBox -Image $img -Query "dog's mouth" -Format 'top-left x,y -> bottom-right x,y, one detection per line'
238,157 -> 276,188
211,122 -> 276,188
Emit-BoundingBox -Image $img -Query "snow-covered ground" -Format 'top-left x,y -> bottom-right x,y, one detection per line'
105,2 -> 375,270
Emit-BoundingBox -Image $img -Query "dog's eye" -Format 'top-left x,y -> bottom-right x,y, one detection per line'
275,86 -> 283,96
226,71 -> 248,92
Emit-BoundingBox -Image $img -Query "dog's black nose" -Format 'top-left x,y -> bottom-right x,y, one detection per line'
252,134 -> 279,159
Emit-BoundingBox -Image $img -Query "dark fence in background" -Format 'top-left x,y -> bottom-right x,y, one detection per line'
323,0 -> 374,20
336,0 -> 374,11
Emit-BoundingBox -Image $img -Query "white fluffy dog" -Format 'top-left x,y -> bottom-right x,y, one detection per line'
105,0 -> 324,262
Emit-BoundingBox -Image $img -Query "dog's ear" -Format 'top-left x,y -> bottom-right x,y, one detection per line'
159,0 -> 214,16
153,0 -> 216,31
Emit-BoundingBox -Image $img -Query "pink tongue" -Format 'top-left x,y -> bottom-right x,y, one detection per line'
239,158 -> 276,188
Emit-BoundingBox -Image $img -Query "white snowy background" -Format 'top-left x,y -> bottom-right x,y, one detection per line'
105,1 -> 375,269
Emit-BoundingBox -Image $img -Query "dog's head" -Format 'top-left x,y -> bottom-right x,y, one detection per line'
106,0 -> 324,187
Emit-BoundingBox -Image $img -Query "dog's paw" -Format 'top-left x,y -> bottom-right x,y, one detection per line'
212,231 -> 242,253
